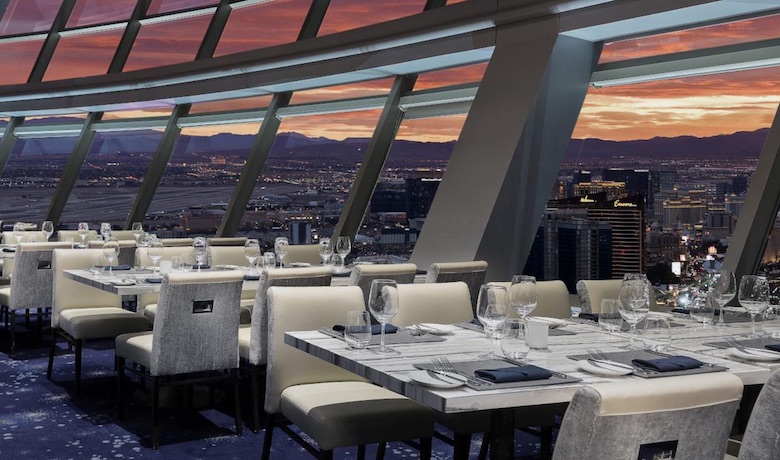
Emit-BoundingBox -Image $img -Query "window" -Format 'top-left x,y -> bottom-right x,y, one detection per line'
0,0 -> 62,36
147,0 -> 219,15
289,78 -> 394,105
123,13 -> 212,71
0,38 -> 45,85
317,0 -> 426,36
214,0 -> 310,57
66,0 -> 136,28
43,28 -> 124,81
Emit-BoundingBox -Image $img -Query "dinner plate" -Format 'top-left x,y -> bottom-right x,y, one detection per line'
408,370 -> 465,389
527,317 -> 568,329
110,279 -> 136,286
727,347 -> 780,362
576,359 -> 633,376
414,323 -> 457,335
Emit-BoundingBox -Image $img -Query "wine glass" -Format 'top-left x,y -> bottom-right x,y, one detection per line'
41,221 -> 54,241
147,240 -> 164,275
709,271 -> 736,327
508,275 -> 537,321
12,222 -> 25,246
244,239 -> 260,274
618,275 -> 650,348
102,238 -> 119,277
476,283 -> 509,359
598,298 -> 623,333
100,222 -> 112,241
193,237 -> 208,272
738,275 -> 770,338
77,222 -> 89,247
335,236 -> 351,270
274,237 -> 289,268
318,237 -> 333,266
367,279 -> 399,354
262,252 -> 276,269
131,222 -> 144,245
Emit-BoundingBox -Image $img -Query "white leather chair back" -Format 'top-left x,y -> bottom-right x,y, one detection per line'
51,248 -> 121,328
392,282 -> 473,326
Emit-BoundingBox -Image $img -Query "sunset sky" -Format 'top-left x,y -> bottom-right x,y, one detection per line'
1,1 -> 779,142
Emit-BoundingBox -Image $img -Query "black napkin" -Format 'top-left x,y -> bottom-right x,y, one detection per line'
632,356 -> 703,372
192,264 -> 211,270
578,313 -> 599,322
765,344 -> 780,353
2,247 -> 15,252
145,277 -> 163,284
244,274 -> 261,281
332,324 -> 397,335
474,365 -> 553,383
98,264 -> 131,270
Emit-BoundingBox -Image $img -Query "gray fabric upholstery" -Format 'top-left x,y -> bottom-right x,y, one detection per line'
426,260 -> 487,313
349,263 -> 417,308
553,373 -> 743,460
739,369 -> 780,460
145,300 -> 251,325
3,242 -> 71,311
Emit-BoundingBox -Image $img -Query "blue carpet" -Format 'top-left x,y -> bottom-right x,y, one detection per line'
0,326 -> 547,459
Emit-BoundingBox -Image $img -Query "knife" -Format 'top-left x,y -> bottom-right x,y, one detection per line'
426,369 -> 468,384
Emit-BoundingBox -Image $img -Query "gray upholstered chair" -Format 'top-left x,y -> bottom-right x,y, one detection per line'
115,271 -> 244,449
283,244 -> 322,266
208,237 -> 248,246
261,285 -> 434,460
426,260 -> 487,314
47,248 -> 150,395
494,279 -> 572,318
238,266 -> 332,432
552,373 -> 743,460
210,245 -> 257,316
0,242 -> 71,354
576,278 -> 660,313
349,263 -> 417,313
737,368 -> 780,459
135,246 -> 195,318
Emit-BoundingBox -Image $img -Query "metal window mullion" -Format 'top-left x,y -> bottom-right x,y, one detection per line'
108,0 -> 152,74
195,0 -> 234,59
27,0 -> 77,83
0,116 -> 23,177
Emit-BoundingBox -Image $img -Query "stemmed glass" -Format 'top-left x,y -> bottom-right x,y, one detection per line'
318,237 -> 333,266
102,238 -> 119,277
618,275 -> 650,348
77,222 -> 90,247
41,221 -> 54,241
131,222 -> 144,245
12,222 -> 25,246
100,222 -> 112,241
244,239 -> 260,274
274,237 -> 289,268
335,236 -> 351,270
147,240 -> 164,276
709,271 -> 737,327
193,237 -> 208,272
477,283 -> 509,359
738,275 -> 770,338
508,275 -> 537,322
368,279 -> 399,354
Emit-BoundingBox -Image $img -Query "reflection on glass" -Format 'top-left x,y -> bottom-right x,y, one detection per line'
317,0 -> 426,36
0,0 -> 61,36
0,39 -> 46,85
43,28 -> 123,81
215,0 -> 309,57
123,14 -> 211,72
147,0 -> 218,15
66,0 -> 137,28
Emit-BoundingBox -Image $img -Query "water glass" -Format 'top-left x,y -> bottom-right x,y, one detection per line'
318,237 -> 333,266
274,237 -> 289,268
509,275 -> 537,320
689,294 -> 714,328
90,254 -> 104,277
262,252 -> 276,269
500,319 -> 530,360
77,222 -> 90,247
739,275 -> 770,337
598,298 -> 623,333
193,237 -> 208,271
244,239 -> 260,273
41,220 -> 54,241
100,222 -> 112,241
764,306 -> 780,339
12,222 -> 25,246
335,236 -> 351,269
641,315 -> 671,352
344,310 -> 371,350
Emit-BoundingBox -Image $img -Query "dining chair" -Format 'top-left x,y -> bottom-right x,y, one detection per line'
262,285 -> 434,460
576,278 -> 660,313
87,239 -> 137,267
391,281 -> 473,326
106,230 -> 139,241
0,242 -> 71,354
135,246 -> 196,319
349,263 -> 417,314
158,237 -> 195,247
283,244 -> 322,266
736,368 -> 780,459
57,229 -> 98,244
47,248 -> 151,396
425,261 -> 487,315
493,280 -> 572,318
208,237 -> 248,246
2,230 -> 48,244
552,373 -> 743,460
115,271 -> 244,449
238,266 -> 332,432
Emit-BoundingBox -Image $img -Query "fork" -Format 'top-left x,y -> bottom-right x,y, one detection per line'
432,357 -> 489,386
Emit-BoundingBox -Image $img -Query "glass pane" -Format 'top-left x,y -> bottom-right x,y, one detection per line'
214,0 -> 310,57
289,78 -> 394,105
101,104 -> 175,120
123,14 -> 211,72
145,123 -> 261,235
0,0 -> 62,36
414,62 -> 488,91
189,95 -> 274,114
318,0 -> 426,37
147,0 -> 218,15
59,131 -> 163,228
66,0 -> 137,28
43,28 -> 124,81
0,38 -> 45,85
26,115 -> 87,124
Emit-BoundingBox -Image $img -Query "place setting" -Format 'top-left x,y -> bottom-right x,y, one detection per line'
568,348 -> 727,378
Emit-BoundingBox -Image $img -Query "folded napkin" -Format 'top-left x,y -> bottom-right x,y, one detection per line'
332,324 -> 397,335
2,247 -> 15,252
145,277 -> 163,284
474,365 -> 553,383
765,344 -> 780,353
192,264 -> 211,270
98,264 -> 131,270
631,356 -> 703,372
244,274 -> 261,281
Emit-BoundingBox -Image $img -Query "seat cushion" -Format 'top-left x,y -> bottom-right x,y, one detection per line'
0,286 -> 9,306
280,381 -> 433,451
143,303 -> 158,323
59,307 -> 150,340
238,324 -> 251,362
115,331 -> 153,368
239,305 -> 251,325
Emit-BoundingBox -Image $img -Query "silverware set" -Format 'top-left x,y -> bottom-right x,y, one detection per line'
431,356 -> 491,386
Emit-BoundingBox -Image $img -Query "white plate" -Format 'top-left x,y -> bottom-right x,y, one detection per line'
414,323 -> 457,335
727,347 -> 780,362
110,279 -> 136,286
527,317 -> 568,329
408,370 -> 465,389
215,264 -> 238,270
576,359 -> 633,376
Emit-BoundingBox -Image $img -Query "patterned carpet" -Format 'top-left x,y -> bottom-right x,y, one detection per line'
0,324 -> 547,459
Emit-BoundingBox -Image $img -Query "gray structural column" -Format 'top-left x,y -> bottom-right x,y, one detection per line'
410,19 -> 566,278
27,0 -> 76,82
196,0 -> 234,60
108,0 -> 152,74
723,102 -> 780,278
0,117 -> 23,177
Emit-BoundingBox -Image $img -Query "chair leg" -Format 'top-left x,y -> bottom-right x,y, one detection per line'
261,416 -> 274,460
46,327 -> 57,380
419,437 -> 432,460
232,369 -> 243,436
252,365 -> 261,433
116,356 -> 125,419
540,426 -> 553,460
152,377 -> 160,449
74,339 -> 83,396
36,308 -> 43,342
478,432 -> 490,460
357,445 -> 366,460
453,433 -> 472,460
9,309 -> 16,356
376,442 -> 386,460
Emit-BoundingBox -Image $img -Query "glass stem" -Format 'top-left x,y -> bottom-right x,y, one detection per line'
380,322 -> 387,351
750,314 -> 757,336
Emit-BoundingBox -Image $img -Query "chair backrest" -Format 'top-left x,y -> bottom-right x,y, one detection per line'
210,246 -> 250,268
426,261 -> 487,314
151,271 -> 243,376
576,278 -> 659,314
52,248 -> 122,328
208,237 -> 248,246
135,246 -> 195,267
87,239 -> 137,267
2,231 -> 48,244
739,369 -> 780,460
553,373 -> 743,460
493,280 -> 572,318
248,266 -> 333,366
57,230 -> 98,243
349,263 -> 417,307
106,230 -> 137,241
392,282 -> 473,326
284,244 -> 322,266
265,285 -> 367,414
8,242 -> 71,309
159,238 -> 195,247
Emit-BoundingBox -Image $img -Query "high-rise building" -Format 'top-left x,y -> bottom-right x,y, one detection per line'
573,180 -> 626,200
406,177 -> 441,219
602,168 -> 652,211
732,175 -> 748,195
289,220 -> 312,245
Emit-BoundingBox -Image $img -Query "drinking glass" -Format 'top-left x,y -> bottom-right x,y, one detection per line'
131,222 -> 144,245
367,279 -> 399,354
709,271 -> 736,327
244,239 -> 260,274
274,237 -> 289,268
344,310 -> 372,350
477,283 -> 509,359
90,254 -> 104,278
335,236 -> 351,270
598,298 -> 623,333
618,275 -> 650,348
147,240 -> 164,275
500,319 -> 530,360
262,252 -> 276,269
739,275 -> 770,337
41,221 -> 54,241
689,294 -> 714,328
77,222 -> 90,247
640,315 -> 671,352
12,222 -> 25,246
102,238 -> 119,276
318,237 -> 333,266
100,222 -> 112,241
193,237 -> 208,271
508,275 -> 537,321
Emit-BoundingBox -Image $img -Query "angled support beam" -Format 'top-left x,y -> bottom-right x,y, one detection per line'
723,102 -> 780,278
0,1 -> 10,21
27,0 -> 77,83
108,0 -> 152,74
0,116 -> 23,177
196,0 -> 234,59
45,112 -> 102,225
